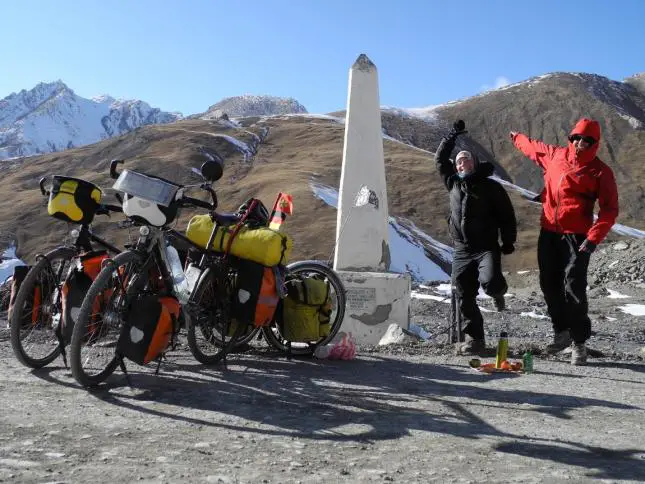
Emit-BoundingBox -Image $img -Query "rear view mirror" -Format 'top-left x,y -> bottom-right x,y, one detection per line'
201,160 -> 223,182
189,146 -> 224,182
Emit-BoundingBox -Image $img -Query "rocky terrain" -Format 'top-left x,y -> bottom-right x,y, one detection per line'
198,95 -> 308,119
0,240 -> 643,482
403,238 -> 645,364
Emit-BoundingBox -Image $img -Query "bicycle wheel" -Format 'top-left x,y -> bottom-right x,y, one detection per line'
262,260 -> 347,356
186,266 -> 249,364
10,246 -> 76,368
69,250 -> 144,387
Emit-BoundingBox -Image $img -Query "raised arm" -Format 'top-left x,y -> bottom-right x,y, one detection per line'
510,132 -> 560,170
436,120 -> 467,189
435,136 -> 457,189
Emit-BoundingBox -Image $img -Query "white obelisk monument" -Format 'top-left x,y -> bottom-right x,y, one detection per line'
334,54 -> 411,345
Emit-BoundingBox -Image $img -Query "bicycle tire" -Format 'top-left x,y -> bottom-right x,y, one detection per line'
262,260 -> 347,356
186,267 -> 248,364
10,246 -> 76,368
69,250 -> 143,387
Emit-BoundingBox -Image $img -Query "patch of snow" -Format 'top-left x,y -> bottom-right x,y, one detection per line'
211,134 -> 255,161
609,223 -> 645,239
520,311 -> 550,320
618,304 -> 645,316
1,246 -> 26,282
618,113 -> 643,129
309,180 -> 449,283
382,106 -> 441,123
269,113 -> 345,124
517,270 -> 531,274
606,288 -> 630,299
388,218 -> 449,282
410,292 -> 449,302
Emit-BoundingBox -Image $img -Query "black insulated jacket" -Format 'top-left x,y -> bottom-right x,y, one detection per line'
435,136 -> 517,250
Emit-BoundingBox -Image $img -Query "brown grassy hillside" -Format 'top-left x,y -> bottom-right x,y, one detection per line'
0,115 -> 561,274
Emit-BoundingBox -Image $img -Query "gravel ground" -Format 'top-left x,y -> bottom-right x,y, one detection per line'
408,238 -> 645,362
0,239 -> 644,483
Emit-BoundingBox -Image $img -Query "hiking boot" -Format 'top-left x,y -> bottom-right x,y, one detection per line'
545,330 -> 572,354
458,336 -> 486,355
571,343 -> 587,366
493,296 -> 505,312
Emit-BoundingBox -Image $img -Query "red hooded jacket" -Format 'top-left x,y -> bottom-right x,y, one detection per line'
511,118 -> 619,244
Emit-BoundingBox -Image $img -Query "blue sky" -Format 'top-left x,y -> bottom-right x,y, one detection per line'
4,0 -> 644,116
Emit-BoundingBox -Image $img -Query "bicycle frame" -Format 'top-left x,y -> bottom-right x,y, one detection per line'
126,214 -> 226,303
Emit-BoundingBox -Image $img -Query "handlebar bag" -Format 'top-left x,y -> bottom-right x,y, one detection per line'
231,259 -> 279,328
60,250 -> 109,344
122,194 -> 180,227
280,274 -> 332,342
47,176 -> 102,225
116,295 -> 179,365
113,169 -> 180,227
185,214 -> 292,266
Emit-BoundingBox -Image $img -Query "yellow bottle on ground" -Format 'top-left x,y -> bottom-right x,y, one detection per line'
495,331 -> 509,369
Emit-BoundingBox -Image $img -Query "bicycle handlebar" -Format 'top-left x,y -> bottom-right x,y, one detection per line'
181,196 -> 215,211
108,158 -> 218,211
96,203 -> 123,216
110,159 -> 124,179
39,177 -> 49,196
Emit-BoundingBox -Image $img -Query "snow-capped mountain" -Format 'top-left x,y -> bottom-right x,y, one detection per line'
199,95 -> 308,119
0,81 -> 183,159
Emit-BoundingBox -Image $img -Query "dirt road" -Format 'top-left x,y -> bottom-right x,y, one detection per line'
1,326 -> 644,483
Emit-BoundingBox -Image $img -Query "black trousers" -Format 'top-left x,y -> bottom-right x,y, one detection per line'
537,229 -> 592,344
452,245 -> 508,340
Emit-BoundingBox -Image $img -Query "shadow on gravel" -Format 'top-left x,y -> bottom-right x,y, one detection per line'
495,441 -> 645,482
591,361 -> 645,375
74,355 -> 638,446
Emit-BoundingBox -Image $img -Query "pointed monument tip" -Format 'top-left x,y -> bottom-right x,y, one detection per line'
353,54 -> 376,71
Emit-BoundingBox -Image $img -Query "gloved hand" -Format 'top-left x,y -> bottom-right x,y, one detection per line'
447,120 -> 468,140
501,244 -> 515,255
578,239 -> 596,254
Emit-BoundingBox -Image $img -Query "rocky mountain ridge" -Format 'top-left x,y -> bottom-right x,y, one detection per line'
0,82 -> 310,160
197,94 -> 308,119
0,81 -> 182,159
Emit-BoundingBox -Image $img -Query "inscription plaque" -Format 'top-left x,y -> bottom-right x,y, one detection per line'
346,287 -> 377,311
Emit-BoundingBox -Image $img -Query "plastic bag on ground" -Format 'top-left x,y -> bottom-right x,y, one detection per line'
314,332 -> 356,360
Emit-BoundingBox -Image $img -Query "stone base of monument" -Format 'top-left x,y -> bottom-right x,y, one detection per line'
336,270 -> 411,346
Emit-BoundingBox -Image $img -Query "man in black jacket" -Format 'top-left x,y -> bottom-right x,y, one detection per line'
436,120 -> 517,354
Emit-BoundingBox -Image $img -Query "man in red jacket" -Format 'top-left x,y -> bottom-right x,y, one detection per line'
510,118 -> 619,365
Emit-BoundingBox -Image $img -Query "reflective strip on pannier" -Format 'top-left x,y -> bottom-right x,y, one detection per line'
116,295 -> 178,365
231,259 -> 280,328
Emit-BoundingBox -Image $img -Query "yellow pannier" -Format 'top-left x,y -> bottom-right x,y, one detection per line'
282,275 -> 332,342
47,176 -> 102,225
185,214 -> 292,266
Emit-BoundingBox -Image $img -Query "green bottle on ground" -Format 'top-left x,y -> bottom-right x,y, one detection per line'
523,351 -> 534,374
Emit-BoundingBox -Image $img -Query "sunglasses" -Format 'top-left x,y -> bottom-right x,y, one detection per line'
569,134 -> 596,145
